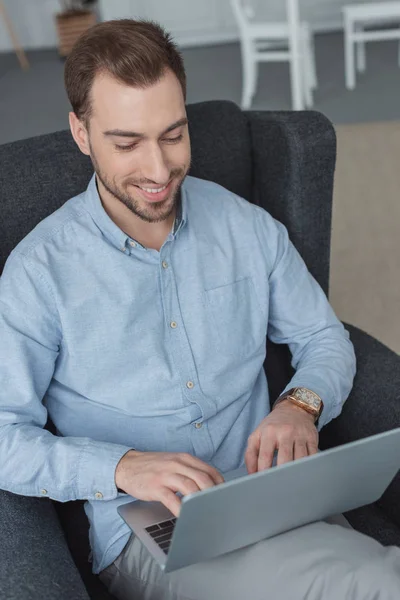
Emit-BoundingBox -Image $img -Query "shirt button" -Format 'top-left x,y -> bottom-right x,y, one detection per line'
121,247 -> 126,252
40,489 -> 47,495
194,422 -> 203,429
129,241 -> 137,247
95,491 -> 103,500
162,261 -> 168,269
186,381 -> 194,389
170,321 -> 177,329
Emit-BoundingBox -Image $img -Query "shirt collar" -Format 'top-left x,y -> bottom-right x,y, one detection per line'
84,173 -> 187,252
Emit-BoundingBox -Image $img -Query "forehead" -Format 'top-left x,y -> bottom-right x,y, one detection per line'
90,69 -> 186,133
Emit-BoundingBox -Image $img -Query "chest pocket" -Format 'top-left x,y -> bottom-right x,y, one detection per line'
204,277 -> 266,363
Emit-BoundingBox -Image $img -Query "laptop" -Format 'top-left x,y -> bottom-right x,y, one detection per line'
118,427 -> 400,572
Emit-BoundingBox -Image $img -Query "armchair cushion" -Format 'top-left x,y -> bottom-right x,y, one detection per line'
0,490 -> 89,600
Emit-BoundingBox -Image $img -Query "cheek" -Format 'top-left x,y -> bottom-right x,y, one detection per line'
107,152 -> 139,180
168,143 -> 190,168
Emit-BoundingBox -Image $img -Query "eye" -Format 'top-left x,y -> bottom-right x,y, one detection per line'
115,143 -> 138,152
163,134 -> 183,144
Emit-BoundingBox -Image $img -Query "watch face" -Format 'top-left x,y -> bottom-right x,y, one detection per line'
295,388 -> 322,409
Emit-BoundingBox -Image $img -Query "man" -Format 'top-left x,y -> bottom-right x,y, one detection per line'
0,18 -> 399,600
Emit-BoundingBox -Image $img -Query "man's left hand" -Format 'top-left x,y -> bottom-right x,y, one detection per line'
244,400 -> 319,474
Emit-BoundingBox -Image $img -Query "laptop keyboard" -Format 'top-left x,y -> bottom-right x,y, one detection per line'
145,518 -> 177,554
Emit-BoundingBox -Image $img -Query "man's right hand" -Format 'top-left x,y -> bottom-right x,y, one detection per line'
115,450 -> 224,517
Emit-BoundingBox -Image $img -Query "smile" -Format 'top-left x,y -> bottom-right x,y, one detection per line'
133,180 -> 173,203
138,184 -> 168,194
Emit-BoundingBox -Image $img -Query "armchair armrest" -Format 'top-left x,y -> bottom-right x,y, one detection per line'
319,323 -> 400,530
0,490 -> 89,600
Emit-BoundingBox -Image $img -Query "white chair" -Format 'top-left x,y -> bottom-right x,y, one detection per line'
230,0 -> 317,111
343,1 -> 400,90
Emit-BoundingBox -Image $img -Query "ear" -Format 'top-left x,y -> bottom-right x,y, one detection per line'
69,112 -> 90,156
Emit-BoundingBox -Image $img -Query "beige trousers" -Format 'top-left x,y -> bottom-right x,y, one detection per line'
99,516 -> 400,600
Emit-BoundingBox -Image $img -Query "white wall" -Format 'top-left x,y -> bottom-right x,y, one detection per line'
0,0 -> 368,52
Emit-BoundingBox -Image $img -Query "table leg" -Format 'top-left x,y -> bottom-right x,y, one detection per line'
0,0 -> 29,70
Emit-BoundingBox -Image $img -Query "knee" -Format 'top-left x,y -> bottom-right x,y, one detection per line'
351,556 -> 400,599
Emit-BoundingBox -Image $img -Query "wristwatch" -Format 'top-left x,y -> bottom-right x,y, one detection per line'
273,387 -> 324,423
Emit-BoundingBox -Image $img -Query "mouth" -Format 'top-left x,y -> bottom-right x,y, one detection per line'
133,179 -> 174,203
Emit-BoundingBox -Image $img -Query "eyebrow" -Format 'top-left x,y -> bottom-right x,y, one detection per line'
103,117 -> 189,139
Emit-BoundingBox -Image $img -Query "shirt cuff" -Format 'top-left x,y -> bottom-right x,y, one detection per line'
279,375 -> 339,431
77,441 -> 134,501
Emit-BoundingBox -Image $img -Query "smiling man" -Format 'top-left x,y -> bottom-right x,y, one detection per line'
1,18 -> 400,600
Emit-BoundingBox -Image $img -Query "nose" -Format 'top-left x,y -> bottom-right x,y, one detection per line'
140,143 -> 170,185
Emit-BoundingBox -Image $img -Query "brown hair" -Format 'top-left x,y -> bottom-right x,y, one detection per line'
64,19 -> 187,125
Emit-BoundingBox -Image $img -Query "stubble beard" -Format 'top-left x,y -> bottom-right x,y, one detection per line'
90,146 -> 189,224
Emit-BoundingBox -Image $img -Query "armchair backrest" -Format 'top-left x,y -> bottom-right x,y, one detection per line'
0,100 -> 336,401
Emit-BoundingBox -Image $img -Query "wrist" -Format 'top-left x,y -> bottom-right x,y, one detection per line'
273,387 -> 323,425
115,449 -> 140,491
274,398 -> 316,423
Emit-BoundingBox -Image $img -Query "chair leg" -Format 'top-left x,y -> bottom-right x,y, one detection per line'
307,26 -> 318,90
290,52 -> 305,111
356,24 -> 366,73
241,42 -> 257,110
344,16 -> 356,90
301,27 -> 313,108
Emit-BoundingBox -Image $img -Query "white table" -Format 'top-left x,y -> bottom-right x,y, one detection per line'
343,1 -> 400,89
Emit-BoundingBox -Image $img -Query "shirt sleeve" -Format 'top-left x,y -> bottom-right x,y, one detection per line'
256,212 -> 356,431
0,251 -> 133,502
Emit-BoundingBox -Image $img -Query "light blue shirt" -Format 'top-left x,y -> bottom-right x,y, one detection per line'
0,174 -> 356,574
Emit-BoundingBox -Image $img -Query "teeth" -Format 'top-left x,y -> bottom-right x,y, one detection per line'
139,185 -> 167,194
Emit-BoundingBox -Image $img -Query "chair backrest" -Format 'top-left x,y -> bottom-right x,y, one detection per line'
230,0 -> 301,30
230,0 -> 255,31
230,0 -> 302,55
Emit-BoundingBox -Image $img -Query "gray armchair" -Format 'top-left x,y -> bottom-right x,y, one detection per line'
0,101 -> 399,600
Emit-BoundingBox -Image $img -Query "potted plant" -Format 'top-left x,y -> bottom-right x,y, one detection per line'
56,1 -> 98,57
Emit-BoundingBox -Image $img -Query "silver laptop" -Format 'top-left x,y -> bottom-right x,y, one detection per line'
118,427 -> 400,572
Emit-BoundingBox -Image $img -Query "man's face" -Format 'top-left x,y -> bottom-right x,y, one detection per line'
77,69 -> 190,224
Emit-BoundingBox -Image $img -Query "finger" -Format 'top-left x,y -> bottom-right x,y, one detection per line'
245,432 -> 261,474
294,441 -> 309,461
177,468 -> 216,492
307,440 -> 319,456
276,440 -> 294,466
180,454 -> 225,485
167,473 -> 201,496
158,487 -> 182,517
257,437 -> 277,472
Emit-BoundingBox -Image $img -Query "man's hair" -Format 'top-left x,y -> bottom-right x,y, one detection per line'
64,19 -> 187,125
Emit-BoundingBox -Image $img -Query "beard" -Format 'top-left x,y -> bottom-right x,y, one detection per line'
90,145 -> 189,224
